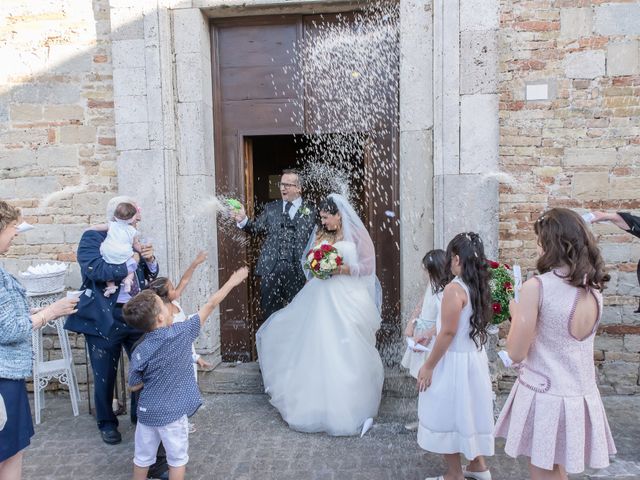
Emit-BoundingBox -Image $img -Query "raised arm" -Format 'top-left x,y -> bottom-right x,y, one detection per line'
197,267 -> 249,326
506,277 -> 540,363
77,230 -> 129,283
591,211 -> 631,231
242,205 -> 270,236
174,251 -> 208,299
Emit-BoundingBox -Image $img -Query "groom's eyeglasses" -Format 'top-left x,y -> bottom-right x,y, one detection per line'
278,182 -> 298,189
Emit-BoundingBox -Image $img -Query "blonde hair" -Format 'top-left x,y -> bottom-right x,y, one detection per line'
0,201 -> 21,233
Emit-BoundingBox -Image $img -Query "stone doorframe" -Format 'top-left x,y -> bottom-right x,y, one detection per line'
111,0 -> 498,368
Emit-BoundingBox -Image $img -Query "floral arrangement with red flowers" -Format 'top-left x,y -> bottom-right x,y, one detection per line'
304,243 -> 343,280
488,260 -> 515,324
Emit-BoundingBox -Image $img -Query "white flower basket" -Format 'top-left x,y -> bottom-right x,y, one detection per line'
19,270 -> 66,295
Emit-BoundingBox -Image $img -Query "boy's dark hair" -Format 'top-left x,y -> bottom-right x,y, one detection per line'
446,232 -> 492,348
422,249 -> 451,294
534,208 -> 609,291
114,202 -> 137,221
123,290 -> 161,332
147,277 -> 171,302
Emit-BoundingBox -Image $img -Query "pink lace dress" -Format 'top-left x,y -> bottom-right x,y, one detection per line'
495,270 -> 616,474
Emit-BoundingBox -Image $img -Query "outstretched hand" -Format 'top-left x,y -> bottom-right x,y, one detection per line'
232,205 -> 247,223
229,266 -> 249,286
194,251 -> 208,265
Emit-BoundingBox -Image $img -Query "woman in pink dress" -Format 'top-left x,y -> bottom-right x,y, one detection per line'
495,208 -> 616,479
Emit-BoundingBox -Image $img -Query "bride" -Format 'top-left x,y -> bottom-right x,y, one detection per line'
256,193 -> 384,436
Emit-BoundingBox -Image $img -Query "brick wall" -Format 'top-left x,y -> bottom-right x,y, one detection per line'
498,0 -> 640,394
0,0 -> 117,278
0,0 -> 117,392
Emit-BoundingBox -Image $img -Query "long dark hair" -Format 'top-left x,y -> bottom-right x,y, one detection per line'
317,197 -> 340,241
146,277 -> 171,303
534,208 -> 609,290
422,249 -> 451,294
446,232 -> 492,348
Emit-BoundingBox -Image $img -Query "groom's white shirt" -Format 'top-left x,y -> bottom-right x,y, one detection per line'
237,197 -> 303,228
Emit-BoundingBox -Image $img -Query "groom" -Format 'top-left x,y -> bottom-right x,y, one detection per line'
233,169 -> 316,319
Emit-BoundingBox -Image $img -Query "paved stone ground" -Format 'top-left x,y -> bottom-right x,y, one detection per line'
23,394 -> 640,480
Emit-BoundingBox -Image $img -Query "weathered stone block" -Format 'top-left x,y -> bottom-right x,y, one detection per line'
595,334 -> 625,352
560,8 -> 593,40
601,361 -> 639,391
115,122 -> 149,151
173,8 -> 206,54
10,104 -> 43,122
460,0 -> 499,31
0,149 -> 37,169
610,176 -> 640,200
571,171 -> 608,200
0,180 -> 16,199
59,125 -> 97,144
607,40 -> 640,77
176,52 -> 205,103
15,176 -> 59,198
460,94 -> 499,174
110,6 -> 145,41
111,39 -> 146,68
563,148 -> 617,167
113,68 -> 147,97
47,44 -> 92,74
71,192 -> 113,216
624,335 -> 640,353
11,83 -> 81,105
22,224 -> 65,245
594,3 -> 640,36
564,50 -> 605,79
36,146 -> 79,168
460,30 -> 498,95
114,95 -> 148,124
43,105 -> 84,121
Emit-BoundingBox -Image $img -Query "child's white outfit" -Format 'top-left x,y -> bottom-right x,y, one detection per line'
401,287 -> 442,378
171,301 -> 199,380
100,219 -> 137,296
417,277 -> 495,460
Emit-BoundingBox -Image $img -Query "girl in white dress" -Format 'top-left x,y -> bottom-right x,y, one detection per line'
417,232 -> 494,480
401,249 -> 450,378
256,193 -> 384,436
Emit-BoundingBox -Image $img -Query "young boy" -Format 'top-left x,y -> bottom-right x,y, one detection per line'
123,267 -> 248,480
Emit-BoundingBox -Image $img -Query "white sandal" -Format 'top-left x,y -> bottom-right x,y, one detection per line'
463,467 -> 492,480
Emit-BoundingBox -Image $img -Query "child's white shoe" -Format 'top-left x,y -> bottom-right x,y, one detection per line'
424,476 -> 444,480
463,467 -> 492,480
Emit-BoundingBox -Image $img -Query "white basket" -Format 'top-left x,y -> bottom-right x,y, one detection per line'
19,270 -> 66,295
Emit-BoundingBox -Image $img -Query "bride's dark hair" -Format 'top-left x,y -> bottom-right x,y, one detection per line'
317,197 -> 340,242
445,232 -> 492,348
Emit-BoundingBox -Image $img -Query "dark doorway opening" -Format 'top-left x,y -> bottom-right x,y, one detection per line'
244,133 -> 367,358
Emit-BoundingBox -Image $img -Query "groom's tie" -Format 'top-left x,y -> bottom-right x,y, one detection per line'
284,201 -> 293,219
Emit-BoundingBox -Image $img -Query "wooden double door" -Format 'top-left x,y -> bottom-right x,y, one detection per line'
212,13 -> 400,361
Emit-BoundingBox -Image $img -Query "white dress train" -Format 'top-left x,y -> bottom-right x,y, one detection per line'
256,240 -> 384,436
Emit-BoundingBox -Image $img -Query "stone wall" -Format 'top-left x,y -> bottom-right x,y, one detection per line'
0,0 -> 117,391
498,0 -> 640,394
0,0 -> 117,281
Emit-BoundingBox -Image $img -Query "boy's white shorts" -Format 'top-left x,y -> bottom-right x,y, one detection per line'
134,415 -> 189,468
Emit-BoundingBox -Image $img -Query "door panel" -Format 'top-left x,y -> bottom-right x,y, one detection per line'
213,13 -> 400,361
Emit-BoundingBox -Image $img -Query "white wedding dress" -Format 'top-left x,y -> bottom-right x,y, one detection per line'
256,239 -> 384,436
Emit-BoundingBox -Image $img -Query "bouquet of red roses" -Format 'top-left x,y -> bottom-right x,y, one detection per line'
488,260 -> 515,324
304,243 -> 343,280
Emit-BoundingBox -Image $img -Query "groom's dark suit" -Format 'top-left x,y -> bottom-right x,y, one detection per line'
243,199 -> 316,319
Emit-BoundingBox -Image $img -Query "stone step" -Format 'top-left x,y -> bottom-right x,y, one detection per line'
199,361 -> 419,397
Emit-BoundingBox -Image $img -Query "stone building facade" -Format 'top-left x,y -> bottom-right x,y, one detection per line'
0,0 -> 638,394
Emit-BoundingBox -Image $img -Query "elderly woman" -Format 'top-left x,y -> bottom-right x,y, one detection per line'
0,201 -> 78,479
